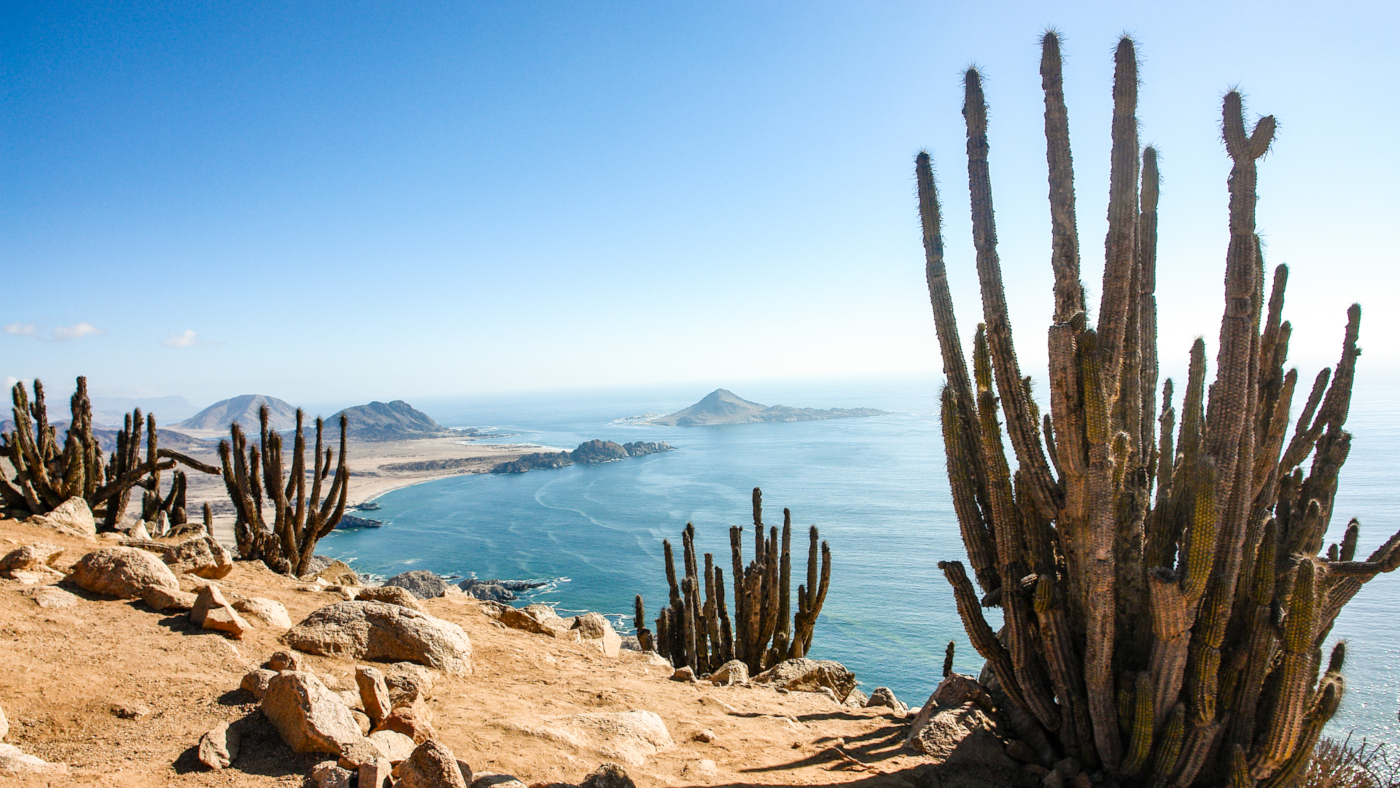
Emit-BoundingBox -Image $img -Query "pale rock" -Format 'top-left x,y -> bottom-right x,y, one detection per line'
190,584 -> 230,625
680,759 -> 718,782
843,688 -> 869,708
266,650 -> 301,671
351,709 -> 371,735
366,729 -> 415,763
499,710 -> 674,767
234,597 -> 292,628
0,542 -> 62,578
312,760 -> 354,788
524,603 -> 575,633
638,651 -> 671,668
0,701 -> 7,740
337,738 -> 385,769
22,585 -> 77,609
692,728 -> 717,743
315,560 -> 360,586
372,697 -> 436,743
384,569 -> 449,600
197,721 -> 240,770
261,671 -> 365,754
68,546 -> 180,598
0,742 -> 67,774
865,686 -> 908,715
581,762 -> 636,788
30,497 -> 96,538
325,585 -> 357,601
337,689 -> 362,708
670,666 -> 697,682
141,585 -> 197,612
753,658 -> 857,702
479,601 -> 558,636
242,668 -> 278,700
355,665 -> 392,726
354,585 -> 425,611
384,663 -> 434,707
203,605 -> 249,638
162,535 -> 234,579
359,755 -> 394,788
709,659 -> 748,686
394,739 -> 468,788
113,702 -> 151,719
281,601 -> 473,675
572,612 -> 622,658
473,772 -> 529,788
905,702 -> 1017,770
125,522 -> 152,542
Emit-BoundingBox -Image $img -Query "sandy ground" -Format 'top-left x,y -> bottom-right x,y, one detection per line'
0,516 -> 974,788
165,435 -> 534,547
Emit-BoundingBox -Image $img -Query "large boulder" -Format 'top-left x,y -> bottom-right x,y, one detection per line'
904,703 -> 1018,771
68,546 -> 180,599
395,740 -> 468,788
753,658 -> 857,702
281,601 -> 473,675
572,612 -> 622,658
261,671 -> 364,755
354,586 -> 425,611
383,570 -> 448,600
26,497 -> 95,538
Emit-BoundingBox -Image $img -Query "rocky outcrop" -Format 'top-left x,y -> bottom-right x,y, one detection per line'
456,579 -> 516,602
281,601 -> 473,675
356,586 -> 426,610
261,671 -> 364,755
572,612 -> 622,658
753,658 -> 857,702
128,535 -> 233,579
69,546 -> 180,599
384,570 -> 448,599
23,497 -> 96,538
491,440 -> 674,474
904,703 -> 1018,771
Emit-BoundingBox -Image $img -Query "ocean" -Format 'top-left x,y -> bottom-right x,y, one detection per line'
319,375 -> 1400,745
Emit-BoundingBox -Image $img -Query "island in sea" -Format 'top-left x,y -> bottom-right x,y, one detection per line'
644,388 -> 887,426
490,439 -> 674,474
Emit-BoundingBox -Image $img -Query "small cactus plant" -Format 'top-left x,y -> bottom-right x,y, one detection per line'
919,31 -> 1400,786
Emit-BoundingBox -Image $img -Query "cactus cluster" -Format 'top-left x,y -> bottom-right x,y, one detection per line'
0,376 -> 217,530
217,405 -> 350,576
637,487 -> 831,674
919,32 -> 1400,787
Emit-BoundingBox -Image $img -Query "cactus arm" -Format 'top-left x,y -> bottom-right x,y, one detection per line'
1040,30 -> 1084,323
1095,37 -> 1141,393
940,560 -> 1036,717
940,387 -> 999,594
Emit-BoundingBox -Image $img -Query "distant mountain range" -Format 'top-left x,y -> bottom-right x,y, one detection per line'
648,388 -> 887,426
0,419 -> 210,453
175,395 -> 299,432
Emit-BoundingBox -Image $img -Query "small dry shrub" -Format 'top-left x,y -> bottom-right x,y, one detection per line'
1302,733 -> 1400,788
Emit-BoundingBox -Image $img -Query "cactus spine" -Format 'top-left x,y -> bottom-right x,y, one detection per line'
918,31 -> 1400,786
218,406 -> 350,576
646,487 -> 831,674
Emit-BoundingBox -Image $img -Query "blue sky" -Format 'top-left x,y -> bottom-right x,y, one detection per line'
3,1 -> 1397,408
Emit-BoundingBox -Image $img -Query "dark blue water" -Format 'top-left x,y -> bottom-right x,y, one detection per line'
320,375 -> 1400,744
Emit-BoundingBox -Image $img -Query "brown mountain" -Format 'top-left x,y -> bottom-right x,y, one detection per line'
648,388 -> 887,426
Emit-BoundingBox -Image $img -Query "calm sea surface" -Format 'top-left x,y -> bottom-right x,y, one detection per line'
321,375 -> 1400,744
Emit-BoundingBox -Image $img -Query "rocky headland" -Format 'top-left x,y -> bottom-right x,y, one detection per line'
647,389 -> 887,427
490,440 -> 674,474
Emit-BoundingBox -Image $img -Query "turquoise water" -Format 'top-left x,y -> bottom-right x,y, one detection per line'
321,375 -> 1400,744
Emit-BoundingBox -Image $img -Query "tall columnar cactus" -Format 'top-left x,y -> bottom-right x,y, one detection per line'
218,406 -> 350,576
920,32 -> 1400,787
646,487 -> 831,674
0,376 -> 216,529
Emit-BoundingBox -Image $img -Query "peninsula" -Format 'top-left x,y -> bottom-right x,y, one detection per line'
647,388 -> 887,426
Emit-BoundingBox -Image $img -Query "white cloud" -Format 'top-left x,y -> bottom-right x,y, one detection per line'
162,329 -> 200,348
5,376 -> 17,390
52,322 -> 105,341
4,323 -> 37,337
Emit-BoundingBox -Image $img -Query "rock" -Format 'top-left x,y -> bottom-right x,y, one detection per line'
355,586 -> 426,611
931,672 -> 994,711
356,665 -> 392,726
135,535 -> 233,579
0,701 -> 7,740
843,688 -> 869,708
637,651 -> 671,668
201,599 -> 249,638
500,710 -> 673,767
233,597 -> 293,628
113,702 -> 151,719
753,658 -> 857,702
315,559 -> 360,586
692,728 -> 716,743
351,709 -> 371,735
384,663 -> 434,707
457,578 -> 516,602
865,687 -> 908,715
68,546 -> 180,599
580,762 -> 636,788
709,660 -> 748,686
31,497 -> 96,538
0,542 -> 62,579
481,602 -> 561,636
125,522 -> 152,542
360,756 -> 394,788
312,760 -> 354,788
141,585 -> 197,612
190,584 -> 230,625
620,635 -> 641,651
242,668 -> 278,700
472,773 -> 529,788
572,612 -> 622,658
905,703 -> 1017,770
395,739 -> 468,788
337,739 -> 386,769
1042,771 -> 1066,788
671,666 -> 696,682
366,729 -> 415,762
197,721 -> 240,770
261,671 -> 365,755
383,569 -> 448,599
0,742 -> 66,774
524,603 -> 575,632
22,585 -> 78,609
266,650 -> 302,671
372,698 -> 436,743
281,601 -> 473,675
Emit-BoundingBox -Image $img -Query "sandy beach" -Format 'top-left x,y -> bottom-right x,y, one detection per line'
165,433 -> 536,547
